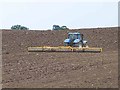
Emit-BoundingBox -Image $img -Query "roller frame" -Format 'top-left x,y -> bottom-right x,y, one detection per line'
28,46 -> 102,52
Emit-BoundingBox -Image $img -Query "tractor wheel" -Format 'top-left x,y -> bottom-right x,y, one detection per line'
78,42 -> 82,48
83,43 -> 88,47
64,43 -> 68,46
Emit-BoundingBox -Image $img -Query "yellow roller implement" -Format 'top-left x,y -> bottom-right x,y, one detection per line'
28,46 -> 102,52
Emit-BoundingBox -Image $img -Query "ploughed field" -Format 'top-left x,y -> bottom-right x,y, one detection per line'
2,27 -> 118,88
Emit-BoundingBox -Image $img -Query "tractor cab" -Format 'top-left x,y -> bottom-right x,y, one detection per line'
64,32 -> 87,47
68,32 -> 82,40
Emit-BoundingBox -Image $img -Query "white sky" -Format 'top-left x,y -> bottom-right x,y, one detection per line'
0,0 -> 119,30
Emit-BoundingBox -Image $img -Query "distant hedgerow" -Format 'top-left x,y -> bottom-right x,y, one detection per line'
11,25 -> 29,30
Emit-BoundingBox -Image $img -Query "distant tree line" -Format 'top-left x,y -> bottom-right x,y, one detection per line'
11,25 -> 29,30
10,24 -> 69,30
52,25 -> 69,30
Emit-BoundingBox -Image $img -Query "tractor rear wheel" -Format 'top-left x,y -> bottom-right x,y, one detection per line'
64,43 -> 68,46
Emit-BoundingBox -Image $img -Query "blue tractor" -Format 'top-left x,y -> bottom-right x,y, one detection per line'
64,32 -> 88,47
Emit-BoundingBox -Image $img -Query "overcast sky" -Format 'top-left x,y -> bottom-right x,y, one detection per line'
0,0 -> 119,30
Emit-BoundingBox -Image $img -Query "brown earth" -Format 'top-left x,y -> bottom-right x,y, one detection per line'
2,27 -> 118,88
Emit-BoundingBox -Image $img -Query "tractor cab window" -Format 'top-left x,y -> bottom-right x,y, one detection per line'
77,34 -> 80,39
77,34 -> 81,40
68,34 -> 78,39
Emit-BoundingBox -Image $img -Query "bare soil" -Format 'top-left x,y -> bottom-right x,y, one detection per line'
2,27 -> 118,88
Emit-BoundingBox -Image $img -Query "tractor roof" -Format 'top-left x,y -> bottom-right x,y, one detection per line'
68,32 -> 80,35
